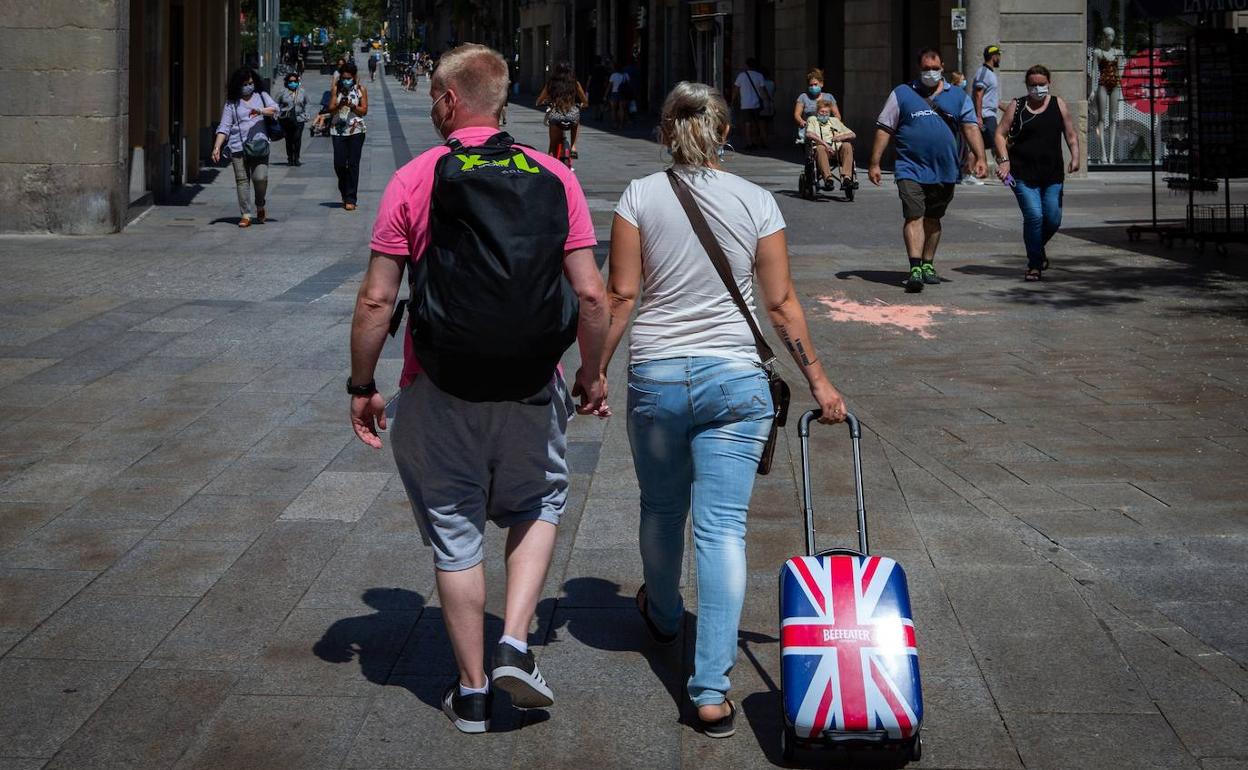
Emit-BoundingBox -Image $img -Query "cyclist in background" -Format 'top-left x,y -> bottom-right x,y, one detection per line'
536,61 -> 589,160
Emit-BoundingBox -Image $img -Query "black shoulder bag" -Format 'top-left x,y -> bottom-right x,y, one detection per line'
1005,96 -> 1028,147
665,168 -> 791,475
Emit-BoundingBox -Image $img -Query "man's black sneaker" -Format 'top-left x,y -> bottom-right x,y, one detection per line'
905,266 -> 925,293
921,263 -> 942,285
636,585 -> 679,646
442,682 -> 491,734
491,643 -> 554,708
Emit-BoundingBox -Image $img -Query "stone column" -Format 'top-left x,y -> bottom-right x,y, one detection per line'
0,0 -> 130,233
964,0 -> 1000,89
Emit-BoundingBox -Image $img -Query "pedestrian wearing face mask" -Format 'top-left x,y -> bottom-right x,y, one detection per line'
314,61 -> 368,210
210,67 -> 279,227
793,68 -> 842,144
967,45 -> 1003,186
277,72 -> 309,166
994,64 -> 1081,281
350,44 -> 609,735
869,48 -> 986,293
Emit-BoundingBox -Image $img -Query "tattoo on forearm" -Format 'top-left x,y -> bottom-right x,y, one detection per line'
778,326 -> 797,354
794,338 -> 813,366
778,326 -> 814,366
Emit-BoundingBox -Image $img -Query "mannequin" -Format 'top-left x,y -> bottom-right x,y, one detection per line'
1089,27 -> 1124,163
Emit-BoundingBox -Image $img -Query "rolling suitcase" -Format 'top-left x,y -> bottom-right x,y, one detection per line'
779,410 -> 923,765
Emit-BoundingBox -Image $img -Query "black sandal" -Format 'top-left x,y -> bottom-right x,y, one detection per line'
635,585 -> 678,646
701,700 -> 736,739
570,150 -> 579,159
1025,269 -> 1042,282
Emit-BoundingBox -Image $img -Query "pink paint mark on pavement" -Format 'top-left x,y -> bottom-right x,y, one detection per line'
814,294 -> 989,339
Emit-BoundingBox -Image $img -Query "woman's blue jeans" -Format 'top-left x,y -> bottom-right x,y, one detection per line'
627,356 -> 774,707
1012,179 -> 1063,269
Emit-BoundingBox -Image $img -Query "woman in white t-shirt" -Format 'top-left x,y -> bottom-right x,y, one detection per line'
598,81 -> 847,738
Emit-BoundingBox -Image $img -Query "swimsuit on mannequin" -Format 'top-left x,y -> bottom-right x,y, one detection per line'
1089,27 -> 1124,163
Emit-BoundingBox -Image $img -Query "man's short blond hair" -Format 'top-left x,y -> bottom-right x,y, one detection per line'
432,44 -> 510,118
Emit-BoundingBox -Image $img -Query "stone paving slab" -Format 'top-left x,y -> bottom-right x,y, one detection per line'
0,63 -> 1245,769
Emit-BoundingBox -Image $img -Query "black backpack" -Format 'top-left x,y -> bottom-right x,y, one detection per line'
409,132 -> 578,402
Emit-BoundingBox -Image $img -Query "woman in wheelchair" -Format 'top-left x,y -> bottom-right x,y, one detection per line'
806,96 -> 858,193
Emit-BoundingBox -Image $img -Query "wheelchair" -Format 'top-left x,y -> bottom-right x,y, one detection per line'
796,134 -> 858,202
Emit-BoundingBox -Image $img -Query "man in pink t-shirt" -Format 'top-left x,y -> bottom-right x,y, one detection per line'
346,44 -> 608,734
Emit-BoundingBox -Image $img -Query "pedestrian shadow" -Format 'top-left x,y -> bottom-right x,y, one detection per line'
552,577 -> 693,725
835,269 -> 910,288
312,587 -> 544,732
318,202 -> 346,209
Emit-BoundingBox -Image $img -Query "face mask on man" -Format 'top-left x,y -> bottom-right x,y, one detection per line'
430,91 -> 450,138
241,84 -> 255,97
1028,84 -> 1050,99
920,69 -> 943,88
808,86 -> 822,97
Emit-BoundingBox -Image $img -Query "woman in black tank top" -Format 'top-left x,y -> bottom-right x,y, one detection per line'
993,64 -> 1081,281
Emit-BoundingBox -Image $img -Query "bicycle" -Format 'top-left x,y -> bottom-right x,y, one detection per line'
540,104 -> 579,171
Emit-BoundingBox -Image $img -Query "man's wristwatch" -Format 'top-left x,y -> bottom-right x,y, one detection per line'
346,377 -> 377,397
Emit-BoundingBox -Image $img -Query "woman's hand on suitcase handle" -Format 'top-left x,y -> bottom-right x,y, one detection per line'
812,379 -> 847,424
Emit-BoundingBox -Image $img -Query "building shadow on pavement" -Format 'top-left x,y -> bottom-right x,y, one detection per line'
313,587 -> 545,732
553,577 -> 693,726
955,249 -> 1248,317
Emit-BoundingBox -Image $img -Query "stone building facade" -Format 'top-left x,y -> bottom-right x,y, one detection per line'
422,0 -> 1086,167
0,0 -> 241,235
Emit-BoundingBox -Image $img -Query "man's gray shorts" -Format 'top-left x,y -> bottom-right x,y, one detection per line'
390,373 -> 573,571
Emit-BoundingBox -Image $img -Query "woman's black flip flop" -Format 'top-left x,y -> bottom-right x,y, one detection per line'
701,700 -> 736,739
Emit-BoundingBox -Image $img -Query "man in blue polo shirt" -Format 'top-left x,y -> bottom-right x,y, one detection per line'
868,48 -> 987,292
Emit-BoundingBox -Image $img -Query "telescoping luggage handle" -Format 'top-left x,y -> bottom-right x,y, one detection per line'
797,410 -> 868,558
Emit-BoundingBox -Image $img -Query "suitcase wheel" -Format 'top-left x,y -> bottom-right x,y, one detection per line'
781,727 -> 796,762
909,732 -> 922,762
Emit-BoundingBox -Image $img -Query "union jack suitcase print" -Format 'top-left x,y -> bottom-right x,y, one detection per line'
779,411 -> 923,765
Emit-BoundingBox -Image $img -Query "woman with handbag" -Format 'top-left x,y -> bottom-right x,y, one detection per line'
993,64 -> 1080,281
314,61 -> 368,210
211,67 -> 279,227
598,81 -> 847,739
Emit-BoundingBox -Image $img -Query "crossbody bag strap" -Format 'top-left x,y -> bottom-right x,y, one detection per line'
745,70 -> 767,107
913,84 -> 960,141
664,168 -> 776,365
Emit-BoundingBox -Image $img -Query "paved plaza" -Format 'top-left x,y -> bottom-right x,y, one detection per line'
0,68 -> 1246,770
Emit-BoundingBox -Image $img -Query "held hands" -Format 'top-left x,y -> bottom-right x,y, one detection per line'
995,160 -> 1011,183
572,367 -> 611,419
350,392 -> 388,448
